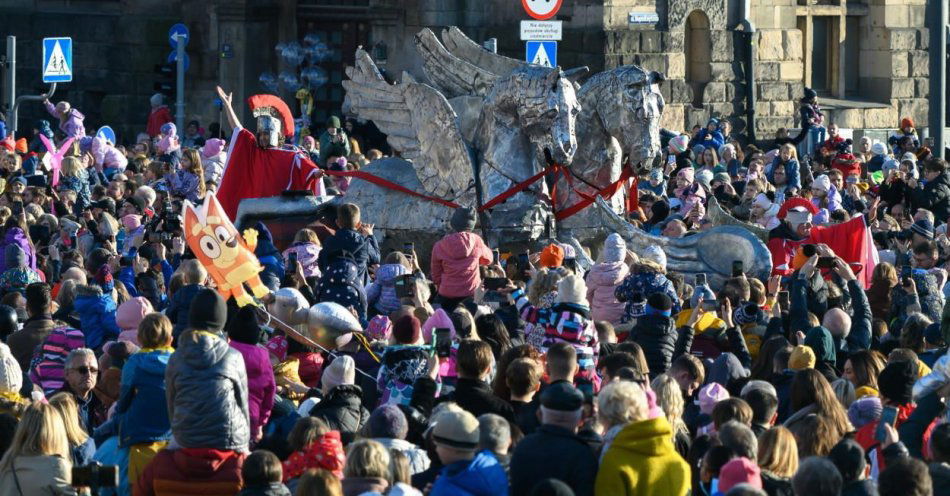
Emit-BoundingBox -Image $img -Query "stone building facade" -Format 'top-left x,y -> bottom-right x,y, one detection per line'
0,0 -> 934,143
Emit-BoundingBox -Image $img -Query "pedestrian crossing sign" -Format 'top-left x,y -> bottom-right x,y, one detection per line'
42,37 -> 73,83
526,41 -> 557,68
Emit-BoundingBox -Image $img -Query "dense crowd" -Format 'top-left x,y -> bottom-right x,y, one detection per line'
0,84 -> 943,496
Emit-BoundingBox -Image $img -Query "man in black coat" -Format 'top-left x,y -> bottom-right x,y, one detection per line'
509,382 -> 598,496
437,340 -> 515,422
317,203 -> 380,286
912,158 -> 950,223
626,293 -> 695,377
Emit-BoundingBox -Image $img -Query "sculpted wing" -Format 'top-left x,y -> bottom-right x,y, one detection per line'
440,26 -> 526,78
414,28 -> 499,98
342,48 -> 472,198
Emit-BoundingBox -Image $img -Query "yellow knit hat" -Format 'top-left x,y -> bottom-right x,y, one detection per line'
788,345 -> 816,370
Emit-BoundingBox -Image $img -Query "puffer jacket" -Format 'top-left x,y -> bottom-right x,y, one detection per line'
626,314 -> 694,377
44,100 -> 85,138
374,437 -> 430,475
308,384 -> 369,445
430,450 -> 509,496
29,325 -> 85,394
615,266 -> 680,324
166,284 -> 202,341
367,263 -> 410,315
585,261 -> 628,325
316,255 -> 367,322
73,285 -> 120,350
430,231 -> 492,299
117,347 -> 173,447
91,136 -> 128,172
318,228 -> 380,286
166,329 -> 250,451
229,340 -> 276,439
282,242 -> 321,279
377,345 -> 430,406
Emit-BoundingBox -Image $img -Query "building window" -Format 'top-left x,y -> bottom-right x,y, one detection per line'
685,10 -> 712,108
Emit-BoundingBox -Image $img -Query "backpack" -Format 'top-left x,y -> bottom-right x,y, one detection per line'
317,250 -> 367,320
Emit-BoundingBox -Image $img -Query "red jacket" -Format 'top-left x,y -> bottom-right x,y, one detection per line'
430,231 -> 492,299
854,403 -> 935,477
135,448 -> 245,496
147,106 -> 173,138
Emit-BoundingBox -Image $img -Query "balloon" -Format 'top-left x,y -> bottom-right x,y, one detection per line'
259,72 -> 279,93
305,42 -> 330,63
303,32 -> 322,46
279,41 -> 305,66
305,302 -> 361,350
278,71 -> 300,91
182,193 -> 270,307
301,66 -> 328,90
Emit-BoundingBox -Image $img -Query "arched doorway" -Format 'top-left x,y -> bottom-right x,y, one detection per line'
685,10 -> 712,108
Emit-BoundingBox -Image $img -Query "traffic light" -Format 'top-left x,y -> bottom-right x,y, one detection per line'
154,62 -> 175,97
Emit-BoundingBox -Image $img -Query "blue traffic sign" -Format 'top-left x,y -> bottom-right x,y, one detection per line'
526,40 -> 557,68
168,23 -> 190,48
42,37 -> 73,83
96,126 -> 116,145
167,50 -> 190,72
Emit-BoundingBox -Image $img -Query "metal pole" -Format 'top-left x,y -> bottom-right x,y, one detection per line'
929,0 -> 947,159
12,82 -> 57,137
4,36 -> 14,135
175,34 -> 185,134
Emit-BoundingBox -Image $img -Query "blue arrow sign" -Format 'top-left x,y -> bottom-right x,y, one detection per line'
42,37 -> 73,83
96,125 -> 116,145
169,23 -> 190,49
526,40 -> 557,68
167,50 -> 190,72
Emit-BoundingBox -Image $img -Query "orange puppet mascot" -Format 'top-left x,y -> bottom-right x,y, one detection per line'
183,193 -> 270,306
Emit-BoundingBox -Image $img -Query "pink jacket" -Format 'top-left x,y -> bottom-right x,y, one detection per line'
585,261 -> 629,325
229,341 -> 276,438
430,232 -> 492,299
116,297 -> 154,346
91,136 -> 128,172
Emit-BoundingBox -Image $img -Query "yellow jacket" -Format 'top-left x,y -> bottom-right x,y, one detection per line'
595,417 -> 691,496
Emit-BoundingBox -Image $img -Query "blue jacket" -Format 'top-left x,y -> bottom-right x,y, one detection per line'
117,348 -> 173,447
430,451 -> 509,496
769,157 -> 802,193
694,129 -> 724,150
73,285 -> 120,350
318,228 -> 380,286
167,284 -> 202,340
366,263 -> 409,315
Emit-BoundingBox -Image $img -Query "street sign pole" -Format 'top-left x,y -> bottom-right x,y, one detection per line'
175,34 -> 185,134
3,36 -> 14,128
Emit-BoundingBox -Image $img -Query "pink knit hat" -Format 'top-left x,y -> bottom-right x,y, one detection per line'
266,335 -> 289,362
366,315 -> 393,342
422,308 -> 456,343
698,382 -> 730,415
201,138 -> 225,159
677,167 -> 695,183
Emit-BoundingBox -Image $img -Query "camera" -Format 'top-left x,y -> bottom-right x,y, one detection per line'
72,463 -> 118,489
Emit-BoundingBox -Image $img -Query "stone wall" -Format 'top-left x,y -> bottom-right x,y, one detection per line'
752,28 -> 804,135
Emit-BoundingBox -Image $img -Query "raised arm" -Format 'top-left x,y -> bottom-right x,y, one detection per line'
216,86 -> 242,131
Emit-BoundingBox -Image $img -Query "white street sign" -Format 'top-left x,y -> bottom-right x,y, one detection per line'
520,20 -> 563,41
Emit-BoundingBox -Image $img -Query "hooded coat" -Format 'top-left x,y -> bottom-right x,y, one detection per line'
309,384 -> 369,445
135,448 -> 245,496
318,228 -> 380,286
45,100 -> 85,138
626,315 -> 693,377
165,330 -> 250,451
73,285 -> 120,351
430,450 -> 509,496
585,234 -> 629,325
117,347 -> 173,447
595,417 -> 691,496
229,340 -> 276,439
430,231 -> 492,299
0,227 -> 35,273
367,263 -> 410,315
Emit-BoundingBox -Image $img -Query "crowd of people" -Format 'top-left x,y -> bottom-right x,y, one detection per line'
0,83 -> 942,496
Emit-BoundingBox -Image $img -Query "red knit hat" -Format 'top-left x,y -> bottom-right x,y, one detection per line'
719,457 -> 762,492
393,315 -> 421,344
777,197 -> 818,220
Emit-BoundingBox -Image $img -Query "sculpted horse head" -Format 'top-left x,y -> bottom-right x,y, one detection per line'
578,67 -> 665,173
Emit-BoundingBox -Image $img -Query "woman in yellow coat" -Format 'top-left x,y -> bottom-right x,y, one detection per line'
595,381 -> 691,496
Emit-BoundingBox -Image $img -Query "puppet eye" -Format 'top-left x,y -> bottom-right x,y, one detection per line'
214,226 -> 230,243
199,235 -> 221,259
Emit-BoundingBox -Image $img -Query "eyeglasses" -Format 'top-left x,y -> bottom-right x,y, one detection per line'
71,366 -> 98,375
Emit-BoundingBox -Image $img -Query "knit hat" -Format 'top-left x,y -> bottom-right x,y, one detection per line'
901,152 -> 917,165
828,438 -> 867,483
645,293 -> 673,316
321,355 -> 356,391
882,158 -> 900,175
695,169 -> 714,188
326,116 -> 342,129
641,245 -> 667,270
871,142 -> 887,156
878,360 -> 916,404
150,93 -> 164,107
733,302 -> 764,326
812,174 -> 832,193
227,305 -> 262,345
432,409 -> 480,451
266,335 -> 289,362
558,243 -> 576,260
188,288 -> 227,333
366,315 -> 393,342
677,167 -> 695,183
804,87 -> 817,100
393,314 -> 421,345
714,172 -> 731,186
669,134 -> 690,155
901,117 -> 915,129
556,275 -> 587,306
369,404 -> 409,439
201,138 -> 225,159
160,122 -> 177,137
854,385 -> 879,399
540,244 -> 565,268
708,353 -> 750,388
911,219 -> 935,239
95,265 -> 114,292
719,457 -> 762,492
698,382 -> 729,415
707,117 -> 720,128
847,396 -> 882,429
540,381 -> 584,412
0,343 -> 22,394
602,233 -> 626,263
788,345 -> 816,370
450,207 -> 477,232
121,214 -> 142,231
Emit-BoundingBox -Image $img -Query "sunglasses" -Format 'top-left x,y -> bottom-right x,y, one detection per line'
71,366 -> 98,375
